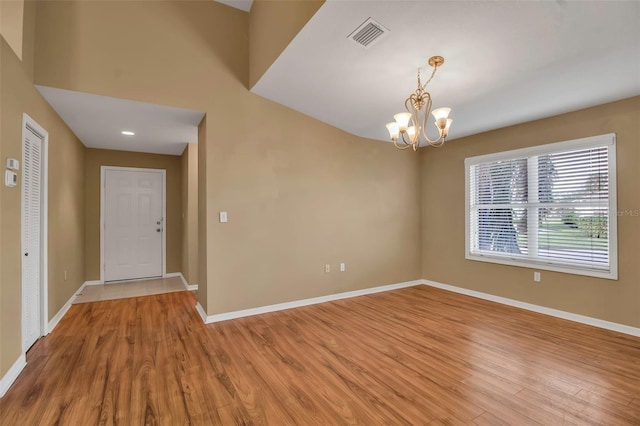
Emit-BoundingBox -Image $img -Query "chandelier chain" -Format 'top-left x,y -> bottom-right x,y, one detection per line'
420,64 -> 439,91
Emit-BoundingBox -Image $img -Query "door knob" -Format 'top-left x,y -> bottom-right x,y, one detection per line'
157,229 -> 161,232
24,252 -> 29,256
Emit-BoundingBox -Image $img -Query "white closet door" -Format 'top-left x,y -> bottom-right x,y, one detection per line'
104,169 -> 164,282
22,126 -> 43,352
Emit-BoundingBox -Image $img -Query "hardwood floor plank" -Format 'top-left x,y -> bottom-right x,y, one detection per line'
427,417 -> 472,426
178,372 -> 225,425
216,403 -> 255,426
230,316 -> 375,425
316,292 -> 564,421
1,286 -> 639,425
264,313 -> 394,424
207,322 -> 298,424
297,304 -> 483,421
472,410 -> 533,426
516,387 -> 638,425
574,388 -> 639,421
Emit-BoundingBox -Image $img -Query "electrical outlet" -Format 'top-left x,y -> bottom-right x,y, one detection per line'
64,270 -> 68,281
325,264 -> 330,273
534,271 -> 541,282
340,263 -> 345,272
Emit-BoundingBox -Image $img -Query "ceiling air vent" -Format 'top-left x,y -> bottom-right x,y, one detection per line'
348,18 -> 389,48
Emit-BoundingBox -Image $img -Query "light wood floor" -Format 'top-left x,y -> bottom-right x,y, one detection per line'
1,286 -> 639,425
73,276 -> 185,304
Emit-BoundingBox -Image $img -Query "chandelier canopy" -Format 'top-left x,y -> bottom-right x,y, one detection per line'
386,56 -> 453,151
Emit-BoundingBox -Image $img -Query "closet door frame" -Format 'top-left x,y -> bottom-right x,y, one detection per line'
21,113 -> 49,352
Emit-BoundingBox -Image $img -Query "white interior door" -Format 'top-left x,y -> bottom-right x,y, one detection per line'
104,168 -> 164,282
22,123 -> 45,352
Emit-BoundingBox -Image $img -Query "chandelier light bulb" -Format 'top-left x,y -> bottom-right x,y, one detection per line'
441,119 -> 453,138
431,107 -> 451,120
431,107 -> 451,129
393,112 -> 412,132
386,122 -> 400,140
406,125 -> 418,142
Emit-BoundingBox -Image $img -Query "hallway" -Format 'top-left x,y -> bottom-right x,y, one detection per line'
73,276 -> 185,304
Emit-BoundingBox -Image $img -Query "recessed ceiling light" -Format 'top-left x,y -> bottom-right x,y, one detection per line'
121,130 -> 135,136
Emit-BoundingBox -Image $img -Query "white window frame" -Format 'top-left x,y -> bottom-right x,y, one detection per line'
465,133 -> 617,280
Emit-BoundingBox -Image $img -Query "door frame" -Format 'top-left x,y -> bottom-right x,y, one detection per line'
21,113 -> 49,351
100,166 -> 167,283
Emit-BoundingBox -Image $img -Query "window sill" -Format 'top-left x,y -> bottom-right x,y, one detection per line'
465,253 -> 618,280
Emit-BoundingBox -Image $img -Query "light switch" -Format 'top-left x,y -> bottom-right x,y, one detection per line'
6,158 -> 19,170
219,211 -> 228,223
5,170 -> 17,187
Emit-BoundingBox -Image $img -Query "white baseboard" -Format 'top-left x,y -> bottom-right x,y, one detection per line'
84,280 -> 103,286
199,280 -> 424,324
422,279 -> 640,337
0,354 -> 26,398
195,302 -> 207,323
167,272 -> 198,291
194,276 -> 639,337
47,281 -> 87,334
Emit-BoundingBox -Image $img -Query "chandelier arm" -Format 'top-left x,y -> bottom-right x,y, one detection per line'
404,99 -> 421,146
393,138 -> 412,150
422,132 -> 446,145
399,131 -> 414,146
428,139 -> 446,148
422,132 -> 446,146
419,96 -> 446,146
411,113 -> 420,145
419,95 -> 432,143
404,97 -> 416,119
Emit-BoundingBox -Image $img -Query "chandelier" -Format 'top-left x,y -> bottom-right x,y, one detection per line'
386,56 -> 453,151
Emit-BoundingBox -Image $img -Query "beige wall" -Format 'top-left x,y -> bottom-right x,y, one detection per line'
0,0 -> 24,61
1,34 -> 85,378
84,148 -> 183,281
249,0 -> 324,88
0,0 -> 35,80
421,97 -> 640,328
203,98 -> 422,314
34,0 -> 422,315
34,0 -> 248,109
181,143 -> 198,286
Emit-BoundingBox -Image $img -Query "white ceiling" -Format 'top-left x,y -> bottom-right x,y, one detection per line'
252,0 -> 640,143
36,86 -> 205,156
215,0 -> 252,12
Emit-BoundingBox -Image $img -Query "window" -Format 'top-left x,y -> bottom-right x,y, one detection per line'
465,134 -> 617,279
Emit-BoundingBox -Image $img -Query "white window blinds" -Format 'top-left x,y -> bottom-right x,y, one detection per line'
465,134 -> 617,279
